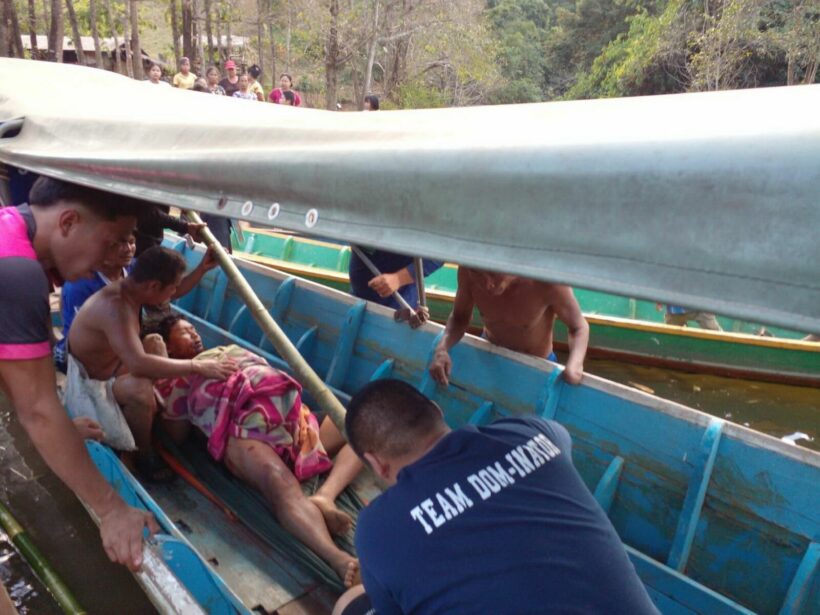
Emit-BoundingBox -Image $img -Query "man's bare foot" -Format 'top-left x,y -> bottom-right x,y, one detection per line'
310,494 -> 353,535
342,559 -> 361,588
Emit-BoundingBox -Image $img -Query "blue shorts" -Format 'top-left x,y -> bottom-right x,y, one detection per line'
339,593 -> 375,615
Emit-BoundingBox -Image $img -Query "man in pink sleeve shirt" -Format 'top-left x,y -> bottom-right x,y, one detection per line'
0,176 -> 159,572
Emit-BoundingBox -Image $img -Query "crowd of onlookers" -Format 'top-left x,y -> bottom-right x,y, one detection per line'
145,56 -> 381,112
147,57 -> 300,105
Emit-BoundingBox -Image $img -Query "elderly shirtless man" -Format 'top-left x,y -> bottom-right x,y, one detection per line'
429,268 -> 589,386
66,246 -> 235,478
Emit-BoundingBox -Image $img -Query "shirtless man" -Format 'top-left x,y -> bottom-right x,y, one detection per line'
66,246 -> 236,476
151,315 -> 362,584
429,268 -> 589,386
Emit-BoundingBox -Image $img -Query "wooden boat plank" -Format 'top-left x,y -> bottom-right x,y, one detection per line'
778,542 -> 819,615
628,547 -> 753,615
668,420 -> 725,572
145,480 -> 316,612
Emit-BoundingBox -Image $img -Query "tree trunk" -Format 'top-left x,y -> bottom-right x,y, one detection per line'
169,0 -> 180,67
204,0 -> 213,64
89,0 -> 103,67
255,0 -> 263,76
27,0 -> 38,59
3,0 -> 25,58
324,0 -> 339,110
48,0 -> 63,61
215,5 -> 222,62
285,1 -> 291,70
225,0 -> 231,62
804,57 -> 818,85
0,3 -> 7,58
182,0 -> 193,61
362,0 -> 380,108
192,0 -> 201,71
122,0 -> 133,77
105,0 -> 122,73
65,0 -> 86,65
267,13 -> 275,85
385,35 -> 408,99
129,0 -> 142,78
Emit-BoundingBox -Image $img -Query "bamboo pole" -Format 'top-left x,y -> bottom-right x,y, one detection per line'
0,500 -> 85,615
184,210 -> 348,434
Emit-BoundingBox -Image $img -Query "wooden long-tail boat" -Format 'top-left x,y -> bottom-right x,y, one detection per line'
80,240 -> 819,614
0,60 -> 818,613
231,227 -> 820,387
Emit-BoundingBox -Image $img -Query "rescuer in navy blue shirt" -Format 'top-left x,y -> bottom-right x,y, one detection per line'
336,379 -> 659,615
349,247 -> 443,309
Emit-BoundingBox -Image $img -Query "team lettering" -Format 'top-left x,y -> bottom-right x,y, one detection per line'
409,433 -> 561,534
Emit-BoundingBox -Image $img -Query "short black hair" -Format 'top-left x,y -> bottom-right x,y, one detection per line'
346,379 -> 445,459
131,246 -> 187,287
28,176 -> 143,221
364,94 -> 380,110
248,64 -> 261,78
154,313 -> 185,343
282,90 -> 295,103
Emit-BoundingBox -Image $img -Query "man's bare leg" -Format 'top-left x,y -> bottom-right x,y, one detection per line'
310,445 -> 362,535
224,436 -> 357,584
112,374 -> 158,456
309,416 -> 364,535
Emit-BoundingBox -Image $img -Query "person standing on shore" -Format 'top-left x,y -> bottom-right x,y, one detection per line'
172,57 -> 197,90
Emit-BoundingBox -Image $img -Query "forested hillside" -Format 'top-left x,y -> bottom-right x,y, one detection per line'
0,0 -> 816,108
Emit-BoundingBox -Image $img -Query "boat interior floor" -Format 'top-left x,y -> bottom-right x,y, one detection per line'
145,435 -> 382,614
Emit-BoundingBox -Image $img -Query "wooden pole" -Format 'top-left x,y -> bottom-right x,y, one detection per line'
184,211 -> 348,434
0,499 -> 85,614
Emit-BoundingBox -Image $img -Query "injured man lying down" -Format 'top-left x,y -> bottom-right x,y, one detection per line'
147,313 -> 364,584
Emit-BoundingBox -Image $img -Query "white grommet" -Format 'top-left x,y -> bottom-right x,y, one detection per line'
305,208 -> 319,228
267,203 -> 280,220
241,200 -> 254,216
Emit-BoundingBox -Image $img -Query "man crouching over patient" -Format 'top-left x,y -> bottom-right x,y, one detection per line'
65,246 -> 236,479
148,313 -> 363,584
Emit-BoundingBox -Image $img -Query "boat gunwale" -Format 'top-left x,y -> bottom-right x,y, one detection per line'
222,247 -> 820,468
233,248 -> 818,353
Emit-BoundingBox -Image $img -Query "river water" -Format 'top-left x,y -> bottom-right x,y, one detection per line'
0,361 -> 816,612
0,394 -> 155,614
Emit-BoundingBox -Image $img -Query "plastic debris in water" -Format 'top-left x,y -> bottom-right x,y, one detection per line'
781,432 -> 814,446
693,385 -> 702,392
628,382 -> 655,395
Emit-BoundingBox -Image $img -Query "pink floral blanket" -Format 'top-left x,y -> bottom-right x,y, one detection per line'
156,345 -> 332,481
